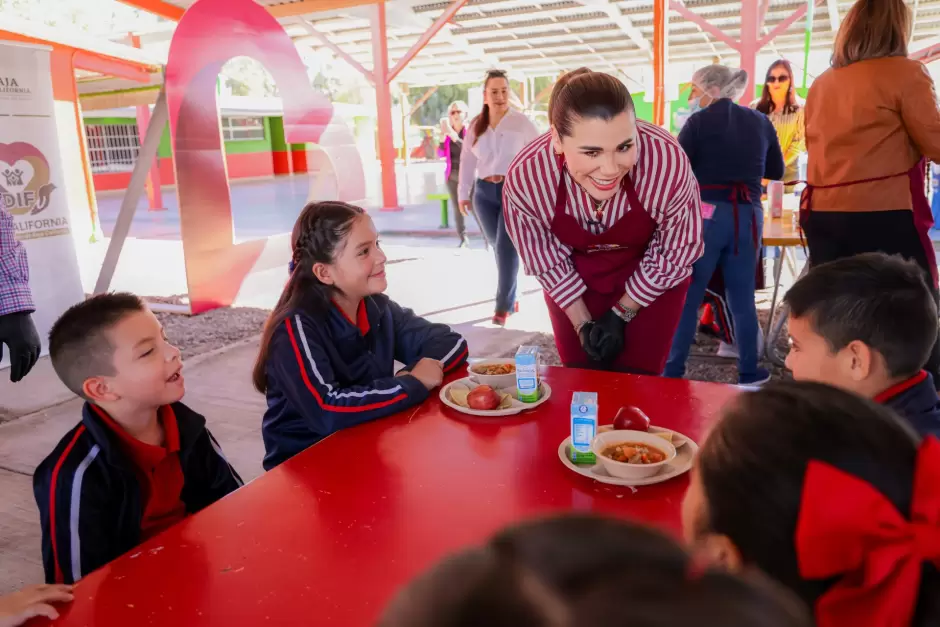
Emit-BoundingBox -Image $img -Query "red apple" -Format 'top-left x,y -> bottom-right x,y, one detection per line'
467,385 -> 501,410
613,406 -> 651,432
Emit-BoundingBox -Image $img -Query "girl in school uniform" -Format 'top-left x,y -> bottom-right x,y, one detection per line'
253,201 -> 468,470
683,381 -> 940,627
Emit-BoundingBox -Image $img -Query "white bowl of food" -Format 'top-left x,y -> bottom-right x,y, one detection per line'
467,359 -> 517,389
592,430 -> 677,480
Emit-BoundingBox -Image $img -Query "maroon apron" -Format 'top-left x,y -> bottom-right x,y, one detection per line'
798,159 -> 939,287
545,166 -> 691,374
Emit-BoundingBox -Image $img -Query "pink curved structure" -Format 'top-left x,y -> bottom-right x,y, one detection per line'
165,0 -> 366,313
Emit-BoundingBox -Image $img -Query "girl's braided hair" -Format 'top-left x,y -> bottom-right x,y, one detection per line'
253,201 -> 365,393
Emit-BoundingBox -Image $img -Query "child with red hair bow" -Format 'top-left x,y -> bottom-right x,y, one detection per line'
682,380 -> 940,627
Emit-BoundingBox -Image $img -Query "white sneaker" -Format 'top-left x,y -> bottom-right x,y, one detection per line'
716,331 -> 764,360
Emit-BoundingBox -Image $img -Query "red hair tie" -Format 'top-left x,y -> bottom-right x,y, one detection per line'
796,436 -> 940,627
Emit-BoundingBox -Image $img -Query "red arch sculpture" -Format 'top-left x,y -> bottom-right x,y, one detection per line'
165,0 -> 366,313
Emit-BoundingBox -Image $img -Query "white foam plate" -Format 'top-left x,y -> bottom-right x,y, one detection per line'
557,431 -> 698,487
439,377 -> 552,417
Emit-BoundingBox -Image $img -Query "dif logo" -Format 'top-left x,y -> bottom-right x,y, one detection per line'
0,142 -> 56,216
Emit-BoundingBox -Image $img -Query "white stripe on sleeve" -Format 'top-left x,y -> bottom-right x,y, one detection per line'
70,444 -> 100,583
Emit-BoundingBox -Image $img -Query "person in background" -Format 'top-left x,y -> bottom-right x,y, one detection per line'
379,515 -> 812,627
683,381 -> 940,627
664,65 -> 784,386
0,584 -> 73,626
0,199 -> 40,382
254,202 -> 468,470
459,70 -> 540,326
784,253 -> 940,437
803,0 -> 940,389
440,100 -> 470,248
753,59 -> 805,190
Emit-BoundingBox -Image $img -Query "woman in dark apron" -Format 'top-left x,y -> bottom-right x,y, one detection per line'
803,0 -> 940,387
503,68 -> 703,374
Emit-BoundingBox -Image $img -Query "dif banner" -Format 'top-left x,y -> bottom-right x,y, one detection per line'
0,42 -> 83,369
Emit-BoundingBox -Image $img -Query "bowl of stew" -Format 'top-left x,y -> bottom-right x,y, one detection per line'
592,430 -> 677,479
468,359 -> 517,389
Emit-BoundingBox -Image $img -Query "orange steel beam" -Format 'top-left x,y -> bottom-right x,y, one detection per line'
910,43 -> 940,64
668,1 -> 739,50
72,50 -> 151,82
0,30 -> 155,82
652,0 -> 666,127
758,0 -> 823,48
114,0 -> 185,21
407,85 -> 437,117
298,21 -> 375,83
387,0 -> 468,83
117,0 -> 376,21
269,0 -> 377,18
372,2 -> 399,210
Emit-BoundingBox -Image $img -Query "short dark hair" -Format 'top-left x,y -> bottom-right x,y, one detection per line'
784,253 -> 938,378
379,515 -> 811,627
548,68 -> 635,138
48,292 -> 146,398
698,381 -> 940,623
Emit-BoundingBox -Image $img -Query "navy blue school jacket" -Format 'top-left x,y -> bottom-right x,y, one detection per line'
261,294 -> 468,470
33,402 -> 243,584
878,371 -> 940,439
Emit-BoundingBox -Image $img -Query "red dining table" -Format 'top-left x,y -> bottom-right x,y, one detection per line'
42,367 -> 738,627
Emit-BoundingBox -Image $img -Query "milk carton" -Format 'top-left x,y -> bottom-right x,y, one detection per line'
515,346 -> 541,402
570,392 -> 598,464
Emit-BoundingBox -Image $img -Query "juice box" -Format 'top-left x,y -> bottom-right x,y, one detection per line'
515,346 -> 541,403
570,392 -> 598,464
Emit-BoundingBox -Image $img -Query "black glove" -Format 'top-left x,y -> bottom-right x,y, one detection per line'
578,321 -> 604,362
0,311 -> 41,382
589,309 -> 627,363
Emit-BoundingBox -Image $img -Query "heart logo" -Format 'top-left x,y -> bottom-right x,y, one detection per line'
0,142 -> 53,215
0,159 -> 36,194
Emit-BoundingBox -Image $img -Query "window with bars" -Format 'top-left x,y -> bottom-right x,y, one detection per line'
222,116 -> 265,141
85,123 -> 141,173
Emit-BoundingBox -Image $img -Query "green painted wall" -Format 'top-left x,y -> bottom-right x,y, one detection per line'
268,117 -> 288,152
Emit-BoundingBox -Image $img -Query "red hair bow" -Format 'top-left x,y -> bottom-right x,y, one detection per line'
796,436 -> 940,627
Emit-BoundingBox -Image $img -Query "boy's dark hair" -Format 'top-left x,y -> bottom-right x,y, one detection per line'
379,515 -> 811,627
784,253 -> 938,378
252,201 -> 365,394
698,381 -> 940,625
48,292 -> 146,398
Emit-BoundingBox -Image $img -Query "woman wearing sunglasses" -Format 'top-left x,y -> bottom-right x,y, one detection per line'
754,60 -> 805,190
459,70 -> 540,326
440,100 -> 470,248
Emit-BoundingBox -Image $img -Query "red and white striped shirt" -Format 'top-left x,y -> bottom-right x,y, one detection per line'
503,120 -> 704,310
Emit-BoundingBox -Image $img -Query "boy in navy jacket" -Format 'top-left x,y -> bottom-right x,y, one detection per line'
784,253 -> 940,437
34,293 -> 242,584
254,201 -> 468,470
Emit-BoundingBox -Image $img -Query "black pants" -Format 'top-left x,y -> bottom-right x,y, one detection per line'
804,210 -> 940,388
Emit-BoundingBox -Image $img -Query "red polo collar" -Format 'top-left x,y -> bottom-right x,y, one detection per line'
874,370 -> 929,404
332,299 -> 370,335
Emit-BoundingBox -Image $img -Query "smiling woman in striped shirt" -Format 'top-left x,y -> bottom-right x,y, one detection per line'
503,68 -> 703,374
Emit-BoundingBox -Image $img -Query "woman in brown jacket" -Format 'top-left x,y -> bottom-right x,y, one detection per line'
804,0 -> 940,384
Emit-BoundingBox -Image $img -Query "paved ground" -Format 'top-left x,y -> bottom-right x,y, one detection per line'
94,163 -> 480,242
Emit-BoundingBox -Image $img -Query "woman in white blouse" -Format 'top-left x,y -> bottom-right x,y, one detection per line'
459,70 -> 540,326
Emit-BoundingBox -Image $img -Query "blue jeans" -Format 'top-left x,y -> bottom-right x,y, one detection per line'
664,200 -> 763,378
474,180 -> 518,313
